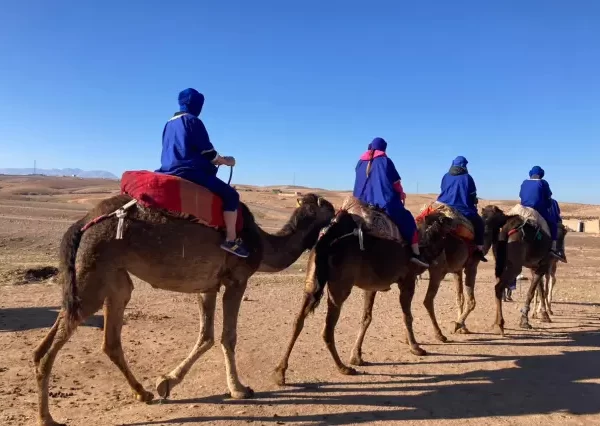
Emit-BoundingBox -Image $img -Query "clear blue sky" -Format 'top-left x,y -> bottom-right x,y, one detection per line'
1,1 -> 599,202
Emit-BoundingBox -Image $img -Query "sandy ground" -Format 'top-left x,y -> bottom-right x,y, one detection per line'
1,176 -> 599,426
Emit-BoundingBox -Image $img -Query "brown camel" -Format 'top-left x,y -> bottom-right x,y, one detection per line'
481,205 -> 556,335
337,204 -> 484,364
273,207 -> 453,385
33,193 -> 335,426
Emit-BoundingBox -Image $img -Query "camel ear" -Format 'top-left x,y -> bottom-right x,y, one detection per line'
296,198 -> 303,207
317,197 -> 323,207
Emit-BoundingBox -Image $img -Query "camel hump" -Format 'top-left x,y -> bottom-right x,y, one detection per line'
416,201 -> 475,241
120,170 -> 243,232
507,204 -> 551,237
339,196 -> 402,242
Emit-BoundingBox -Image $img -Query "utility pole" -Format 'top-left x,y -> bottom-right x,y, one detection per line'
33,160 -> 36,175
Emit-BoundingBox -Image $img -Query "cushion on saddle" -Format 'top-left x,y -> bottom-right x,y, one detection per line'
415,202 -> 474,241
120,170 -> 243,232
339,196 -> 402,242
507,204 -> 550,237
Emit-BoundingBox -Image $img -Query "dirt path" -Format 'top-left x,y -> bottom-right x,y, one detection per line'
1,193 -> 599,425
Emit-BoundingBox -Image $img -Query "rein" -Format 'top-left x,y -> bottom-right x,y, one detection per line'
217,165 -> 234,185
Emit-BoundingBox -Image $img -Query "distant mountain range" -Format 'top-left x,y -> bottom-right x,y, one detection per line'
0,168 -> 118,179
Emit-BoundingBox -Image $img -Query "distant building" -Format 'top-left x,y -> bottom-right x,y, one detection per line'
562,218 -> 600,233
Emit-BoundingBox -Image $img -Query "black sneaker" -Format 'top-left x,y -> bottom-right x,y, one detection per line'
221,238 -> 250,258
550,249 -> 567,263
473,249 -> 488,263
410,254 -> 429,268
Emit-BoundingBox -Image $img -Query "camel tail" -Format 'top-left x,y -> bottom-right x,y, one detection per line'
60,220 -> 85,321
309,212 -> 356,313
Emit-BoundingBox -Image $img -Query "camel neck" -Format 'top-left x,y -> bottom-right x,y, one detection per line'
257,221 -> 319,272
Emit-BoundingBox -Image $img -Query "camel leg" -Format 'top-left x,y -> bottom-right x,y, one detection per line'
455,265 -> 477,334
220,280 -> 254,399
156,292 -> 217,398
102,272 -> 153,402
34,311 -> 77,426
423,268 -> 448,342
492,279 -> 506,336
548,273 -> 556,315
400,277 -> 427,356
454,270 -> 465,319
349,290 -> 377,365
273,292 -> 317,385
322,288 -> 356,375
532,283 -> 540,319
520,272 -> 550,328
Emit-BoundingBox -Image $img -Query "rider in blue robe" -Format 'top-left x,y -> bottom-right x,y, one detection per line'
353,137 -> 429,267
437,156 -> 487,262
519,166 -> 565,262
157,88 -> 249,258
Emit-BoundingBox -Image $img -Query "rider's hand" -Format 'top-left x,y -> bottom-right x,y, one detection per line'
223,156 -> 236,167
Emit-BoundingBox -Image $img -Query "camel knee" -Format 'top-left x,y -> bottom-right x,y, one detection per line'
361,313 -> 372,327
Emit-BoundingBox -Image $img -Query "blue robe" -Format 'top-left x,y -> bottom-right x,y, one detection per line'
437,167 -> 484,245
549,199 -> 562,224
519,179 -> 557,240
156,113 -> 239,211
353,155 -> 417,243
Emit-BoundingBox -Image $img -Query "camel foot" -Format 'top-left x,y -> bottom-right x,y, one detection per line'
531,312 -> 538,319
230,386 -> 255,400
155,375 -> 174,399
272,367 -> 286,386
39,419 -> 66,426
410,345 -> 427,356
454,324 -> 471,335
519,316 -> 532,329
338,365 -> 358,376
540,312 -> 552,323
548,309 -> 554,316
435,333 -> 448,343
349,354 -> 366,366
490,324 -> 505,336
134,389 -> 154,403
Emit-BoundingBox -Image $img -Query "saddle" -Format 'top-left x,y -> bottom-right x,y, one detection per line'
120,170 -> 243,231
339,196 -> 402,242
507,204 -> 550,237
416,202 -> 474,241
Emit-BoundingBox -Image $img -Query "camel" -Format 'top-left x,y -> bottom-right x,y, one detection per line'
338,202 -> 484,363
534,223 -> 568,317
273,205 -> 453,385
481,205 -> 557,335
33,192 -> 335,426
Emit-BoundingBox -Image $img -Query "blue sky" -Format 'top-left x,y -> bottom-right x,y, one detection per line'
1,1 -> 599,202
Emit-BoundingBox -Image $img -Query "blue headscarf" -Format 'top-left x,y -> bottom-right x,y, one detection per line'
178,88 -> 205,117
529,166 -> 545,178
370,137 -> 388,152
452,156 -> 468,168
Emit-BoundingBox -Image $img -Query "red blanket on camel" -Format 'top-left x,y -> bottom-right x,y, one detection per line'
120,170 -> 243,232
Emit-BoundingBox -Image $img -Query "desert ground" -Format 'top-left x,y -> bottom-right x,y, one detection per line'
1,175 -> 599,426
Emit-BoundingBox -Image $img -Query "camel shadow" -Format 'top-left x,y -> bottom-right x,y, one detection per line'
0,306 -> 103,332
126,329 -> 600,425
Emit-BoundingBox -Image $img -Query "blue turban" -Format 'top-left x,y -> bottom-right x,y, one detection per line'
178,88 -> 205,117
370,137 -> 388,152
529,166 -> 545,178
452,156 -> 468,168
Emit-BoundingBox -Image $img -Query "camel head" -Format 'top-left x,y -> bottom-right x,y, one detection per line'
481,205 -> 507,254
284,193 -> 336,249
417,212 -> 454,262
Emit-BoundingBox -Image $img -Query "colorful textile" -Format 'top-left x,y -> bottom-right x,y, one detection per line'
416,202 -> 475,241
120,170 -> 243,231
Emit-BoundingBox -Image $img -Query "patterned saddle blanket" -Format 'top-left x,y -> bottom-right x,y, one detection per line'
416,202 -> 475,241
507,204 -> 550,237
339,196 -> 402,242
120,170 -> 243,231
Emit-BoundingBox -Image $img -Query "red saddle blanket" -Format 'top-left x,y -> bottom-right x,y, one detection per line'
120,170 -> 243,232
